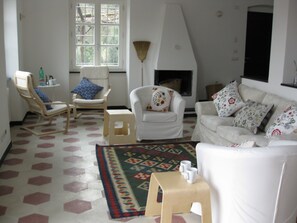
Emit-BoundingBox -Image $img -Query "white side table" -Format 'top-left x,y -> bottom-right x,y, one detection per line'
38,84 -> 61,100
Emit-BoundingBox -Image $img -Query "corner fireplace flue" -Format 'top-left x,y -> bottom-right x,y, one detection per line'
154,4 -> 197,108
154,70 -> 192,96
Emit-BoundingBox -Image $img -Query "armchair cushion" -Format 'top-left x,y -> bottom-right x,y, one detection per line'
142,111 -> 177,123
34,88 -> 52,110
146,87 -> 173,112
71,77 -> 103,100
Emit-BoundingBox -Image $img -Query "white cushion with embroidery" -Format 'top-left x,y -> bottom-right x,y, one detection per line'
266,104 -> 297,137
233,100 -> 274,134
212,81 -> 245,117
147,87 -> 173,112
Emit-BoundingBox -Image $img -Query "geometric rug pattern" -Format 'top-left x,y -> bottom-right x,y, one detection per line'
0,113 -> 199,223
96,142 -> 197,218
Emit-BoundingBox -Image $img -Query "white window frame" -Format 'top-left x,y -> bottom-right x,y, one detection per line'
69,0 -> 126,71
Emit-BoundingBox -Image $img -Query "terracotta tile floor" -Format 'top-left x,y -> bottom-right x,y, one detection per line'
0,113 -> 201,223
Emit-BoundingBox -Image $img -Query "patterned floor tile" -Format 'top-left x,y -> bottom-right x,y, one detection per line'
0,205 -> 7,216
0,170 -> 19,179
23,192 -> 50,205
64,199 -> 92,214
31,163 -> 53,171
27,176 -> 52,186
0,185 -> 14,196
18,213 -> 49,223
64,181 -> 88,193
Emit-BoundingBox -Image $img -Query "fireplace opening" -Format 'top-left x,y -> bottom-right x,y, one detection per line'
154,70 -> 192,96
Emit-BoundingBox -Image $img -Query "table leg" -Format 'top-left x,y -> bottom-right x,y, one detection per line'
200,190 -> 212,223
160,195 -> 173,223
145,174 -> 162,216
103,111 -> 109,137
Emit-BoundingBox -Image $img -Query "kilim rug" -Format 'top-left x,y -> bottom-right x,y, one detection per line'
96,141 -> 197,219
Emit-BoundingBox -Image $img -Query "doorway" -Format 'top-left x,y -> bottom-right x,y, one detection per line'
244,7 -> 273,82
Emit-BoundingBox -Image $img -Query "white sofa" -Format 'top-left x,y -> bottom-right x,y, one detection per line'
191,84 -> 296,146
192,141 -> 297,223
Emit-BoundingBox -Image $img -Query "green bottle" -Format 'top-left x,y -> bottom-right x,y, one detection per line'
39,67 -> 45,86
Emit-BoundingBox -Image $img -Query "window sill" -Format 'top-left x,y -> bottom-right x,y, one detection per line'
69,70 -> 126,74
241,76 -> 268,83
281,83 -> 297,89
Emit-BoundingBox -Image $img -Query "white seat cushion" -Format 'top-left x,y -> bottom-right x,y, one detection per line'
142,111 -> 177,123
216,125 -> 253,144
237,132 -> 268,147
201,115 -> 234,132
46,103 -> 68,115
73,98 -> 104,104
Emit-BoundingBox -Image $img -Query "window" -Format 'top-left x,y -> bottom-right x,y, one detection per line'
70,0 -> 125,71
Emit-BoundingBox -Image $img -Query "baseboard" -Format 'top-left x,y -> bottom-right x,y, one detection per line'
10,112 -> 36,127
184,108 -> 196,117
0,141 -> 12,167
107,105 -> 128,110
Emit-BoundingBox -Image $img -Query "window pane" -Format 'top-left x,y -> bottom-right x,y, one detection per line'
101,25 -> 119,45
76,25 -> 95,44
100,46 -> 119,66
76,46 -> 95,65
101,4 -> 119,24
76,3 -> 95,23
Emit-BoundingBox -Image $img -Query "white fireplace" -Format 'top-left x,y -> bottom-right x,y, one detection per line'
155,4 -> 197,108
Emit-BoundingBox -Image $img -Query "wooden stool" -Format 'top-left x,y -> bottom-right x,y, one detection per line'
103,109 -> 136,144
145,171 -> 212,223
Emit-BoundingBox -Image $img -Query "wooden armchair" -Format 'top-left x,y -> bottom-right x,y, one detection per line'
72,66 -> 111,119
14,71 -> 70,136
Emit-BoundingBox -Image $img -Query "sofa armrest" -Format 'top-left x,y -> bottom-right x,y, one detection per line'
195,101 -> 217,117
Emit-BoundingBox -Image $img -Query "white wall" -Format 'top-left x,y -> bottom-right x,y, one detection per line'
21,0 -> 69,104
0,0 -> 12,158
242,0 -> 297,101
4,0 -> 27,121
283,0 -> 297,84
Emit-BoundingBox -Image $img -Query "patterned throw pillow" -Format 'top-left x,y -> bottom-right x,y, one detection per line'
266,104 -> 297,137
71,77 -> 103,100
212,81 -> 245,117
147,87 -> 173,112
233,100 -> 274,134
34,88 -> 52,110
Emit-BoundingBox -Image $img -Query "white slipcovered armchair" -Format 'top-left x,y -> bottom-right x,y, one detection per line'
192,141 -> 297,223
130,85 -> 185,141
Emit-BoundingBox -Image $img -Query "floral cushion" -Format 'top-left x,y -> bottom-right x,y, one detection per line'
266,104 -> 297,137
71,77 -> 103,100
212,81 -> 245,117
34,88 -> 52,110
233,100 -> 274,134
147,87 -> 173,112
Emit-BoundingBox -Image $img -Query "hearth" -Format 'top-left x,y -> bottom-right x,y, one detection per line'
154,70 -> 192,96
